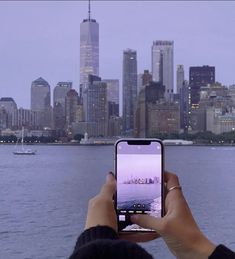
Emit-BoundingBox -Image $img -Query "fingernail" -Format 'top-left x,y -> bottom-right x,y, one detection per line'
106,172 -> 114,182
109,171 -> 114,176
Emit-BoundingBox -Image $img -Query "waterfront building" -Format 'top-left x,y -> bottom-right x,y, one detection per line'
207,107 -> 235,134
122,49 -> 137,135
65,89 -> 80,129
147,101 -> 180,136
108,116 -> 122,137
135,81 -> 165,137
31,77 -> 51,111
83,75 -> 108,137
13,108 -> 40,130
80,1 -> 99,90
179,80 -> 190,131
103,79 -> 119,117
152,40 -> 174,100
53,82 -> 72,107
0,107 -> 8,130
142,70 -> 153,87
176,65 -> 184,94
189,66 -> 215,108
31,77 -> 52,128
53,82 -> 72,133
137,70 -> 153,94
0,97 -> 17,129
228,84 -> 235,103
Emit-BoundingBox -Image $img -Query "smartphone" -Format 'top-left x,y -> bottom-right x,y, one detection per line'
114,138 -> 164,232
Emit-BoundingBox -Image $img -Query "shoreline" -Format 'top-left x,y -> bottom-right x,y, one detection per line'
1,142 -> 235,147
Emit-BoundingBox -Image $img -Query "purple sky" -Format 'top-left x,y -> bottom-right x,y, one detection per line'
117,154 -> 161,183
0,1 -> 235,108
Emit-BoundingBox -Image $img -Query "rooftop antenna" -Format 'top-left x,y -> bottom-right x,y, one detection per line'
88,0 -> 91,20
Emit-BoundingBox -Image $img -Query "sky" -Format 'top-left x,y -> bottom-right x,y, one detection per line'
117,154 -> 161,183
0,1 -> 235,109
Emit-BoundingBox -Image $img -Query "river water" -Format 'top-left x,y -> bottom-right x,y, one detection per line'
0,145 -> 234,258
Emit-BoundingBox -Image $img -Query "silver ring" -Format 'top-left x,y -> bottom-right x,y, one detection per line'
168,185 -> 182,192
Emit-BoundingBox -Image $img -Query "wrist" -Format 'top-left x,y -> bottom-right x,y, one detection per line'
191,233 -> 216,259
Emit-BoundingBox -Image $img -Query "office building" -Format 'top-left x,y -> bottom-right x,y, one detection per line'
0,107 -> 8,130
31,77 -> 52,128
179,80 -> 190,131
31,77 -> 50,111
147,101 -> 180,135
135,81 -> 165,137
103,79 -> 119,117
80,1 -> 99,89
137,70 -> 152,94
13,108 -> 40,130
152,41 -> 174,100
83,75 -> 108,137
53,82 -> 72,132
176,65 -> 184,94
207,107 -> 235,134
122,49 -> 137,135
189,66 -> 215,108
65,89 -> 80,128
53,82 -> 72,107
0,97 -> 17,129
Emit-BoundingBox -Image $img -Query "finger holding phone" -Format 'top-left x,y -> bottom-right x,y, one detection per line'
131,171 -> 216,258
85,138 -> 216,258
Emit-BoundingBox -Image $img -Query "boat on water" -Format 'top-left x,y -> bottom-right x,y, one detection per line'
13,127 -> 36,155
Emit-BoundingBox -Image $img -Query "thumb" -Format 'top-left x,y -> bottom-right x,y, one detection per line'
131,214 -> 164,233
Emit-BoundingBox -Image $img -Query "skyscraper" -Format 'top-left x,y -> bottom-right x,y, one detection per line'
0,97 -> 17,129
31,77 -> 52,128
31,77 -> 50,111
103,79 -> 119,117
53,82 -> 72,132
65,89 -> 79,128
176,65 -> 184,94
189,66 -> 215,108
152,41 -> 174,100
80,1 -> 99,90
122,49 -> 137,135
53,82 -> 72,107
83,75 -> 108,137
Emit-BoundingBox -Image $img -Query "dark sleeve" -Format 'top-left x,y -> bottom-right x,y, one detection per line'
73,225 -> 118,250
209,245 -> 235,259
69,225 -> 153,259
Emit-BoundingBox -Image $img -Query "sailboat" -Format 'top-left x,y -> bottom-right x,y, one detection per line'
13,127 -> 36,155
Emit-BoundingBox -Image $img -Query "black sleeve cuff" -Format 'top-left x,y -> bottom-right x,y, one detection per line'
75,226 -> 118,249
209,244 -> 235,259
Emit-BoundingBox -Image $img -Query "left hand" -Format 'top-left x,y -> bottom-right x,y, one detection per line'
85,172 -> 158,242
85,172 -> 117,232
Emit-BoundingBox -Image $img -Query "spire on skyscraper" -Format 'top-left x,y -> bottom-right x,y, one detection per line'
88,0 -> 91,21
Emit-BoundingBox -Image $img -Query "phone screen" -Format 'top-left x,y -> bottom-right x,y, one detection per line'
115,139 -> 163,232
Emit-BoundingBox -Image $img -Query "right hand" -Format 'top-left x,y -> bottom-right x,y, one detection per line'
131,171 -> 216,259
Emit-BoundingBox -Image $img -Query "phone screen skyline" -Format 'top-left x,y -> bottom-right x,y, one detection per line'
115,139 -> 163,232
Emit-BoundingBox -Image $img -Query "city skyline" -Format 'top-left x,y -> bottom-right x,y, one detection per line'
1,1 -> 235,108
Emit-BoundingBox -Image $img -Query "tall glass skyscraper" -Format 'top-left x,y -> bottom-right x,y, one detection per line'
31,77 -> 52,128
53,82 -> 72,108
176,65 -> 185,94
122,49 -> 137,135
80,2 -> 99,90
31,77 -> 51,111
152,41 -> 174,100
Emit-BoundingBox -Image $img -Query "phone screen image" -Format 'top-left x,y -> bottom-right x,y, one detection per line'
115,139 -> 163,232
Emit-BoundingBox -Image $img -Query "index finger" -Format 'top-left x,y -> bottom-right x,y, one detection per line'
99,173 -> 117,197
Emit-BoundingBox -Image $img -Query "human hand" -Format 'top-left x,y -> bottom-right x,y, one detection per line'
85,172 -> 117,232
131,171 -> 216,259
